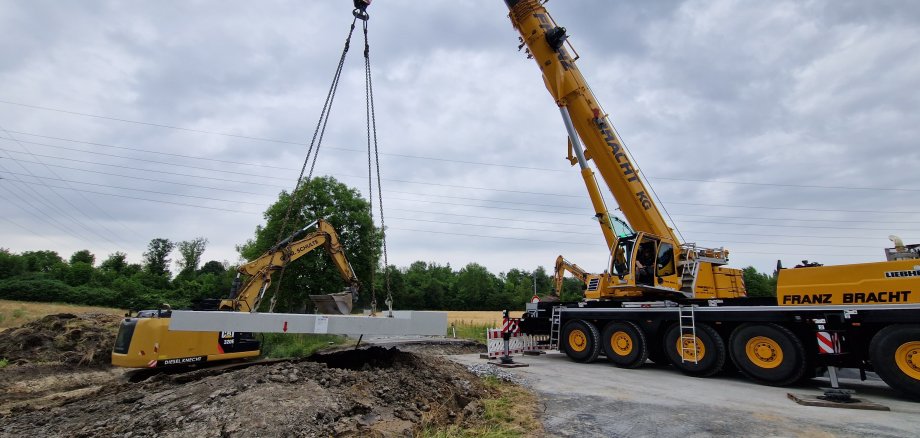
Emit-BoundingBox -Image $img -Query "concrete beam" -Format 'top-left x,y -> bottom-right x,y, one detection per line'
168,310 -> 447,336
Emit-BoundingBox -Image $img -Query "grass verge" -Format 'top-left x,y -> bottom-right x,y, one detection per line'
259,333 -> 347,358
447,321 -> 492,344
420,376 -> 543,438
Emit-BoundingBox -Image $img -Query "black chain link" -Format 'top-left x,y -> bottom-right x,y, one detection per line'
266,17 -> 359,313
363,19 -> 392,313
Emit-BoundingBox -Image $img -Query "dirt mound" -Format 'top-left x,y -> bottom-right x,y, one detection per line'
0,347 -> 490,437
0,313 -> 122,366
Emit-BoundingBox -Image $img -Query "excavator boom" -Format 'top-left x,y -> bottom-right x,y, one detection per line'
221,219 -> 360,313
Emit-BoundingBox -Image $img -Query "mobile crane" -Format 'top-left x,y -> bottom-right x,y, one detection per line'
111,218 -> 360,368
504,0 -> 920,398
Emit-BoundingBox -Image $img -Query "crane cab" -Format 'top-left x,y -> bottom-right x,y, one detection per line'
584,232 -> 681,300
584,232 -> 746,301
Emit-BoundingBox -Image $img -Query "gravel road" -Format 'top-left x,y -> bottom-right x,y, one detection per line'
449,352 -> 920,437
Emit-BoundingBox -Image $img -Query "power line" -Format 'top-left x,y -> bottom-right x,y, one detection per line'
0,159 -> 106,244
391,207 -> 919,241
0,170 -> 267,206
666,201 -> 920,215
387,227 -> 874,258
673,212 -> 920,225
0,179 -> 96,244
6,129 -> 295,171
1,180 -> 262,214
1,126 -> 133,242
0,215 -> 57,247
9,157 -> 276,197
7,140 -> 916,217
4,110 -> 918,193
0,139 -> 292,183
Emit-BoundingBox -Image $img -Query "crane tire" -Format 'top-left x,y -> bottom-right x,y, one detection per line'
664,323 -> 725,377
729,323 -> 806,386
869,324 -> 920,400
601,321 -> 649,368
561,320 -> 600,363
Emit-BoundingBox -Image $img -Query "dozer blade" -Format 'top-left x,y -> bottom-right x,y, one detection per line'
309,292 -> 354,315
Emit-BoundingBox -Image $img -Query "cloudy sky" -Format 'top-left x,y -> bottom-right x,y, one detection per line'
1,0 -> 918,277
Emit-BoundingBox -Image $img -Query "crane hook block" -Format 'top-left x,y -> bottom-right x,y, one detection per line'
353,0 -> 371,21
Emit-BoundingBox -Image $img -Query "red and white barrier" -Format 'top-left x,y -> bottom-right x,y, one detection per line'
486,326 -> 555,358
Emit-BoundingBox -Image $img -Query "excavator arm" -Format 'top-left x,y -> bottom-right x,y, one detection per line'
553,255 -> 588,295
220,219 -> 360,312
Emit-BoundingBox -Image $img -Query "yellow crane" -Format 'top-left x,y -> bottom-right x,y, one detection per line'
505,0 -> 920,399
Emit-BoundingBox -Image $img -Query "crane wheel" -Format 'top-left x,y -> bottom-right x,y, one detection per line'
601,321 -> 649,368
664,323 -> 725,377
869,324 -> 920,400
561,320 -> 600,363
729,323 -> 805,386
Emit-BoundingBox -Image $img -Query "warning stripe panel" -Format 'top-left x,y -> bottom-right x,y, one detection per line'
816,331 -> 835,354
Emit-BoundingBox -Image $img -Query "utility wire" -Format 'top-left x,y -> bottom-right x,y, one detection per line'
390,207 -> 918,241
10,156 -> 915,236
0,215 -> 58,247
7,157 -> 274,197
0,182 -> 94,244
2,180 -> 259,213
0,159 -> 105,244
386,227 -> 874,257
7,139 -> 915,217
0,170 -> 265,206
2,103 -> 918,193
0,125 -> 133,242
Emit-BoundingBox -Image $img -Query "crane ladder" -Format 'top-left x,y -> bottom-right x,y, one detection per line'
549,306 -> 563,350
678,305 -> 699,364
679,244 -> 701,293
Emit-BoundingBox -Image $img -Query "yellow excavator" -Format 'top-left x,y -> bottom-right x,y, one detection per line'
111,218 -> 360,368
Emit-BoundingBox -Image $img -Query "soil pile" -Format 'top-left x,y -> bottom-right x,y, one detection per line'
0,347 -> 490,437
0,313 -> 122,366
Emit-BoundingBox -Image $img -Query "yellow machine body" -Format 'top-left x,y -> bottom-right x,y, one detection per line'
777,260 -> 919,306
111,313 -> 260,368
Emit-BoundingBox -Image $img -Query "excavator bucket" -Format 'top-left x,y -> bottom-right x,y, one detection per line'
309,291 -> 354,315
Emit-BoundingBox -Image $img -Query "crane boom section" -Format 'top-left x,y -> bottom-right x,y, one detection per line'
506,0 -> 678,244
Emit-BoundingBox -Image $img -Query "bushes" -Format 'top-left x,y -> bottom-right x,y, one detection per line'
0,278 -> 72,302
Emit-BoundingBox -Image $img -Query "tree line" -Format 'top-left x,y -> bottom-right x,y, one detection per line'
0,176 -> 776,312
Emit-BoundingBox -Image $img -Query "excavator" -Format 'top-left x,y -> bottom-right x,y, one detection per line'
111,218 -> 360,368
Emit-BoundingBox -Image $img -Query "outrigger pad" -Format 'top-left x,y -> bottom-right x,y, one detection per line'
309,292 -> 354,315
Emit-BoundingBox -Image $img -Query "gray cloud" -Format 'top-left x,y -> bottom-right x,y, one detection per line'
1,0 -> 918,279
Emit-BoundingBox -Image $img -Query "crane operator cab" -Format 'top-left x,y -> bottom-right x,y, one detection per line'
593,232 -> 682,300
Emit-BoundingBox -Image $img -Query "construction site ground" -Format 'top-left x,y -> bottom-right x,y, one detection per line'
3,313 -> 919,437
0,313 -> 516,437
450,352 -> 920,437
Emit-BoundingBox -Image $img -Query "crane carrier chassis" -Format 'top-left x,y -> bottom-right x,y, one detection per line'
518,299 -> 920,399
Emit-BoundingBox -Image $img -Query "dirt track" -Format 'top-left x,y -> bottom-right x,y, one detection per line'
0,313 -> 495,437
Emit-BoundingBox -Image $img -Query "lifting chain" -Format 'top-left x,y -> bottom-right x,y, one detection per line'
361,10 -> 393,316
266,15 -> 360,313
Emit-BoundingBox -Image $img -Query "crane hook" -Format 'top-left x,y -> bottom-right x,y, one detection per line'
353,0 -> 371,21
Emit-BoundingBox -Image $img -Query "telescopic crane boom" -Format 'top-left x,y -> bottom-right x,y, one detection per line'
506,0 -> 745,300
